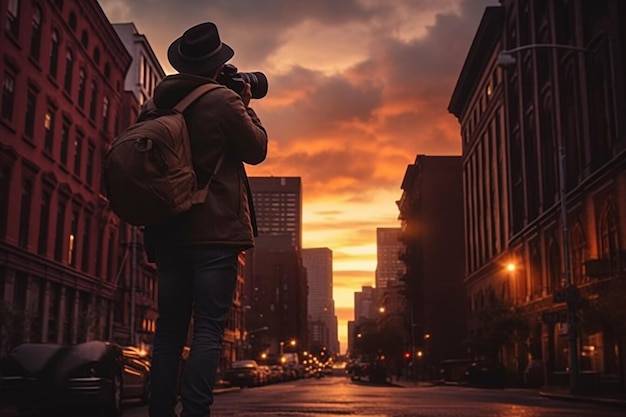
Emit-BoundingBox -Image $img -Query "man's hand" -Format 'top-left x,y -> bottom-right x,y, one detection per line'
241,83 -> 252,107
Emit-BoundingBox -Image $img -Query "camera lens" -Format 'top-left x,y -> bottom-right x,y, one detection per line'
239,72 -> 268,99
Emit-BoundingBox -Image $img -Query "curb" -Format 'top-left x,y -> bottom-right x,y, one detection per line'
538,391 -> 626,408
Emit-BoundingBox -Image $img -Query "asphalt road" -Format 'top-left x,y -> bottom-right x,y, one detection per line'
119,376 -> 626,417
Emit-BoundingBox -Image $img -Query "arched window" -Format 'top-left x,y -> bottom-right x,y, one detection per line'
599,204 -> 620,265
89,80 -> 98,120
93,47 -> 100,65
80,30 -> 88,48
7,0 -> 21,37
63,48 -> 74,94
68,11 -> 77,31
0,161 -> 13,238
77,68 -> 86,108
29,4 -> 43,61
530,239 -> 543,298
102,96 -> 109,132
104,63 -> 111,79
49,29 -> 60,78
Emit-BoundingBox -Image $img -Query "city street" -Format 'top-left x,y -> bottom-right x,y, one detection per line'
118,376 -> 625,417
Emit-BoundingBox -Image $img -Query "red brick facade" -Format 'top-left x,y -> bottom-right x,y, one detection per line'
0,0 -> 158,354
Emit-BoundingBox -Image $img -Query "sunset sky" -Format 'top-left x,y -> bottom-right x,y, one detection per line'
98,0 -> 497,351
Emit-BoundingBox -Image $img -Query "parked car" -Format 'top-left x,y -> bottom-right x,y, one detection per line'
0,340 -> 150,416
223,360 -> 262,388
121,346 -> 151,403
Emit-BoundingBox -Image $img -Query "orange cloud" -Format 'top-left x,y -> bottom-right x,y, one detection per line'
98,0 -> 499,351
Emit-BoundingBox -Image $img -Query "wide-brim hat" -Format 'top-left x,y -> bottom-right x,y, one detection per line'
167,22 -> 234,75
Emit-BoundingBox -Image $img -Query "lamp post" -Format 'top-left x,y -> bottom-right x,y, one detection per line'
498,43 -> 601,394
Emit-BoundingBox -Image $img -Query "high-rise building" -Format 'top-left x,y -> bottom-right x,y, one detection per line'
354,286 -> 378,322
397,155 -> 466,378
375,227 -> 405,289
245,177 -> 307,360
248,177 -> 302,250
302,247 -> 339,353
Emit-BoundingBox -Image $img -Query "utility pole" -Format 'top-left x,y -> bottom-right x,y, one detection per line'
558,144 -> 579,393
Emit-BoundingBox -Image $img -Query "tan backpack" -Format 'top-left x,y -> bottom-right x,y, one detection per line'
104,84 -> 223,226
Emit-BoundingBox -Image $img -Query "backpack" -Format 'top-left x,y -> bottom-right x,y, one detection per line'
104,84 -> 223,226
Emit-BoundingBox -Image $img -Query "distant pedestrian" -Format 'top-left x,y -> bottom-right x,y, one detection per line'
145,21 -> 268,417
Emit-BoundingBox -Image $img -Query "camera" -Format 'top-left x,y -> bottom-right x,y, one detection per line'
217,64 -> 268,99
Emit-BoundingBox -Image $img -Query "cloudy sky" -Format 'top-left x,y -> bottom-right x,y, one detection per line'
98,0 -> 498,351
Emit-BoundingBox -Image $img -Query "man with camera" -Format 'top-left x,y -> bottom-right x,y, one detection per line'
144,21 -> 268,417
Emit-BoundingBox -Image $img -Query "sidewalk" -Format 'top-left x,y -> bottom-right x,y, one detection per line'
538,386 -> 626,408
391,378 -> 626,408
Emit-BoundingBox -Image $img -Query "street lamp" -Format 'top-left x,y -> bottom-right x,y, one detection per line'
498,42 -> 598,394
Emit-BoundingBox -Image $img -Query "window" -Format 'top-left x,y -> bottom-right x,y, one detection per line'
7,0 -> 20,37
107,230 -> 116,281
60,118 -> 70,166
18,178 -> 33,248
53,0 -> 63,10
37,190 -> 51,255
68,11 -> 76,31
600,205 -> 619,261
63,49 -> 74,94
24,89 -> 37,139
44,108 -> 56,153
89,80 -> 97,120
29,4 -> 43,61
54,200 -> 66,261
81,211 -> 91,271
2,71 -> 15,122
63,288 -> 74,343
47,282 -> 61,342
80,30 -> 88,48
68,208 -> 79,266
102,96 -> 109,132
104,63 -> 110,79
77,68 -> 86,108
49,30 -> 60,78
0,166 -> 11,238
86,142 -> 94,185
93,47 -> 100,65
73,130 -> 83,176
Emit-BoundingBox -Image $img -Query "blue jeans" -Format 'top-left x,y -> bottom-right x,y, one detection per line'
148,245 -> 238,417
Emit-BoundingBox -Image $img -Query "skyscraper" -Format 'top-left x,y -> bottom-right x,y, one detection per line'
248,177 -> 302,250
302,248 -> 339,353
375,228 -> 405,289
246,177 -> 307,357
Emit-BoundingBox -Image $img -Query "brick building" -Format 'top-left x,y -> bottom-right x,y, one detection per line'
0,0 -> 158,354
449,1 -> 626,389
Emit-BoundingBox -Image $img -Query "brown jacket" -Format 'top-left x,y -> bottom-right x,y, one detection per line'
144,73 -> 267,251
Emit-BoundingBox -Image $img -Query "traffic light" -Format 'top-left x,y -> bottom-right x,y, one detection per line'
404,352 -> 411,362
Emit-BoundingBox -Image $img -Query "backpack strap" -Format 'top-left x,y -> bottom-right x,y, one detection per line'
178,83 -> 226,205
190,154 -> 224,205
173,83 -> 222,112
